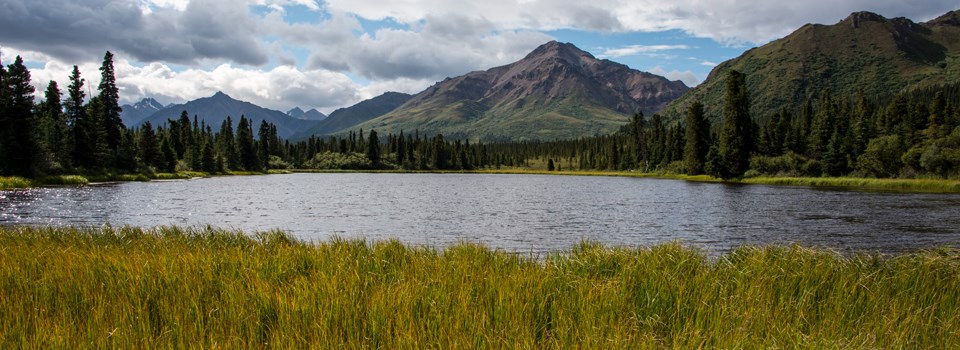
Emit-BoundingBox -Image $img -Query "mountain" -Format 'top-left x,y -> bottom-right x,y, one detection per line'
287,107 -> 327,121
120,98 -> 164,126
661,10 -> 960,120
349,41 -> 689,141
138,92 -> 318,139
293,92 -> 413,139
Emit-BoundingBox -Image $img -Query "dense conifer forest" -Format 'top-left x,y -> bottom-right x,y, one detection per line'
2,54 -> 958,179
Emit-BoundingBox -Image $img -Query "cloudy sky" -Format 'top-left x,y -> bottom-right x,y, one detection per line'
1,0 -> 957,114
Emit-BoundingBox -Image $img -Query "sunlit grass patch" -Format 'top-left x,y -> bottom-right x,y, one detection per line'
0,176 -> 34,189
743,176 -> 960,192
1,225 -> 958,348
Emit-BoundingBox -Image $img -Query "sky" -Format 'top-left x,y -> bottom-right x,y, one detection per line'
1,0 -> 957,115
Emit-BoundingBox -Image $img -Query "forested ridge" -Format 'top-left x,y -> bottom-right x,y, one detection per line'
2,53 -> 959,180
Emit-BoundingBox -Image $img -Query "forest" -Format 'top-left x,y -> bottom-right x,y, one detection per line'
1,53 -> 959,180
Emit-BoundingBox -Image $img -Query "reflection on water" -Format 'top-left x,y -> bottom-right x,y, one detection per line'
2,173 -> 959,254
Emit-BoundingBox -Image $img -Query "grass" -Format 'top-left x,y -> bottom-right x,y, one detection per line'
743,176 -> 960,193
1,225 -> 958,348
0,176 -> 34,189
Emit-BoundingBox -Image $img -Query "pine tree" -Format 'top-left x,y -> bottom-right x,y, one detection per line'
258,120 -> 271,169
547,158 -> 555,171
396,130 -> 406,165
200,138 -> 216,173
138,121 -> 162,170
38,81 -> 69,169
366,129 -> 381,166
65,65 -> 94,169
718,70 -> 753,178
217,117 -> 239,170
236,116 -> 260,171
0,56 -> 37,176
683,101 -> 710,175
97,51 -> 124,156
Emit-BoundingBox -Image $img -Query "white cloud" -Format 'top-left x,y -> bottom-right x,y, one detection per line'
601,44 -> 690,58
10,46 -> 365,113
649,65 -> 699,86
325,0 -> 959,43
701,60 -> 718,66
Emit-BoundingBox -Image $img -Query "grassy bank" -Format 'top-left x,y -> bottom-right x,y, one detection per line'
742,176 -> 960,193
0,171 -> 233,190
1,226 -> 958,348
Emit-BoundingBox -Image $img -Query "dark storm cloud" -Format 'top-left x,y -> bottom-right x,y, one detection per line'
0,0 -> 267,65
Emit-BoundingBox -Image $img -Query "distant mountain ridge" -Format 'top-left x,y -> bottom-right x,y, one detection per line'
120,97 -> 164,126
137,92 -> 317,139
346,41 -> 689,141
661,10 -> 960,120
287,107 -> 327,121
293,92 -> 413,140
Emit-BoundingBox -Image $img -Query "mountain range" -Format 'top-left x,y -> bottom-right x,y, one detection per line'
286,107 -> 327,121
292,92 -> 412,140
120,97 -> 165,126
350,41 -> 688,141
136,92 -> 315,139
661,10 -> 960,119
121,10 -> 960,142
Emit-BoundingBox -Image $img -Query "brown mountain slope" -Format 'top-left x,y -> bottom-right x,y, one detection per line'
352,41 -> 689,141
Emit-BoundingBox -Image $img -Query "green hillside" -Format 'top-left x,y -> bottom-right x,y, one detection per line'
662,10 -> 960,120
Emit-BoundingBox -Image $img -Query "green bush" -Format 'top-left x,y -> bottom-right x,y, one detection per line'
748,152 -> 816,176
303,152 -> 374,170
857,135 -> 905,178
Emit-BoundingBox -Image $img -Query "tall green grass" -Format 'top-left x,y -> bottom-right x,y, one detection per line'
743,176 -> 960,192
1,226 -> 957,348
0,176 -> 34,189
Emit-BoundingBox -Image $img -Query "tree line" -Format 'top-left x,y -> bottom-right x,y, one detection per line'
3,52 -> 958,179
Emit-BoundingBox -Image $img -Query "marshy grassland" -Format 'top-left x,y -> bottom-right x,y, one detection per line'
1,226 -> 958,348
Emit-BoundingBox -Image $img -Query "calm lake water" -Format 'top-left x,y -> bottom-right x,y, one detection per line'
2,173 -> 959,254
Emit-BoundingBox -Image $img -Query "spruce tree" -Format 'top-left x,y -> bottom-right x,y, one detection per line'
138,121 -> 162,170
217,117 -> 239,170
718,70 -> 753,178
65,65 -> 93,169
97,51 -> 124,155
258,120 -> 271,169
683,101 -> 710,175
236,116 -> 260,171
38,81 -> 69,169
0,56 -> 37,176
366,129 -> 381,166
547,158 -> 555,171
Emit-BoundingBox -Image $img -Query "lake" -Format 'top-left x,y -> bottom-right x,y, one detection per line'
2,173 -> 959,254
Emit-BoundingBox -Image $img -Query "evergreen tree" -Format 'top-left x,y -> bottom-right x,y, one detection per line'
37,81 -> 69,169
718,70 -> 753,178
200,138 -> 216,173
396,130 -> 406,165
683,101 -> 710,175
236,116 -> 260,171
258,120 -> 271,169
97,51 -> 124,156
138,121 -> 162,170
217,117 -> 239,170
366,129 -> 381,166
85,95 -> 112,168
0,56 -> 37,176
65,65 -> 95,169
547,158 -> 555,171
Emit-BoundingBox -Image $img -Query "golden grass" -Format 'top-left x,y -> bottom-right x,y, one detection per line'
1,226 -> 958,348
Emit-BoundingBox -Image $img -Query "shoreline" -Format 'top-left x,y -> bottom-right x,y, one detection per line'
3,169 -> 959,193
